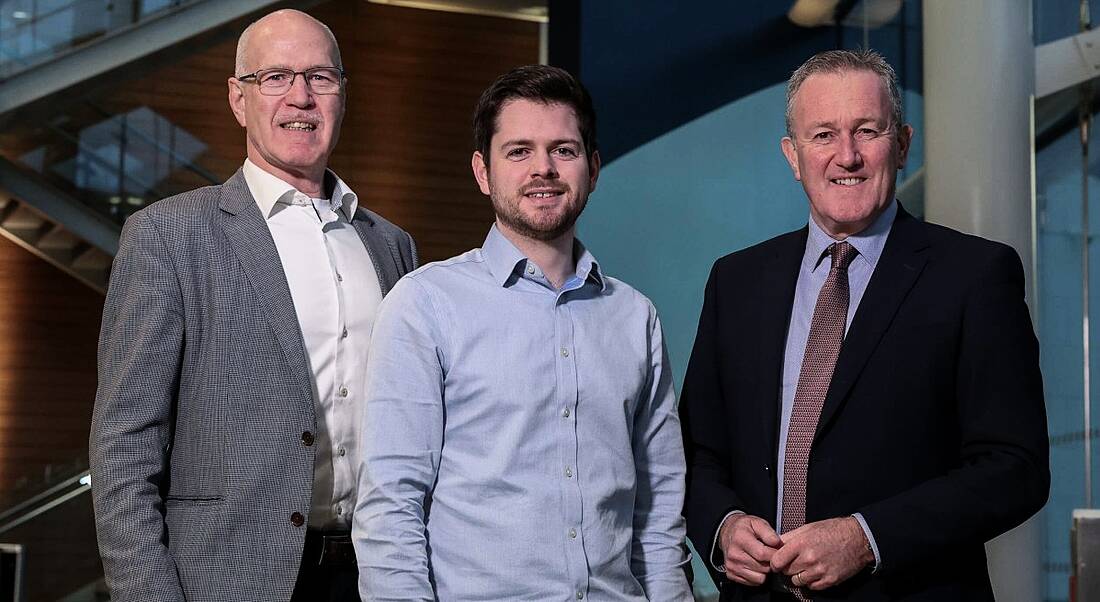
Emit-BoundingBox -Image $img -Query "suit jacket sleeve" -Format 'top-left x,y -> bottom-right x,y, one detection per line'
680,262 -> 749,574
89,210 -> 186,601
858,244 -> 1050,574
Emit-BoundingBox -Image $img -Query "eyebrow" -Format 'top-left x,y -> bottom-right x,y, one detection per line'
499,138 -> 582,148
806,117 -> 885,130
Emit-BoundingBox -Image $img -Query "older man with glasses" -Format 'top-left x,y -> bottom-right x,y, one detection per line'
89,9 -> 417,602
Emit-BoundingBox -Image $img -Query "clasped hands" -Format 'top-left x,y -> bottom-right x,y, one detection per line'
718,514 -> 874,591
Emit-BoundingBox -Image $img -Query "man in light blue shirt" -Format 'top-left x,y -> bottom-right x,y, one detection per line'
352,65 -> 693,601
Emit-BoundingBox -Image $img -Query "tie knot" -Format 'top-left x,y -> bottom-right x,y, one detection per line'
829,241 -> 857,271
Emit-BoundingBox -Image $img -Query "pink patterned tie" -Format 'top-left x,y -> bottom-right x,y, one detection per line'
781,241 -> 857,601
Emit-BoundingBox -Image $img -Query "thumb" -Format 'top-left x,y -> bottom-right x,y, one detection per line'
751,518 -> 783,548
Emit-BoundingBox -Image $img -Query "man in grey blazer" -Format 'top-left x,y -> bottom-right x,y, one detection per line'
89,10 -> 416,602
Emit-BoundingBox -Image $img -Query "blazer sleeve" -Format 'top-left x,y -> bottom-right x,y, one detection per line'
89,210 -> 186,601
680,261 -> 748,581
858,244 -> 1050,575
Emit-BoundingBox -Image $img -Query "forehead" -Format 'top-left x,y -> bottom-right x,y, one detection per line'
791,70 -> 891,126
246,19 -> 338,68
493,99 -> 581,142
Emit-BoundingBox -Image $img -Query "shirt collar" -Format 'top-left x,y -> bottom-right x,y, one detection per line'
481,224 -> 606,292
804,199 -> 897,273
242,159 -> 359,221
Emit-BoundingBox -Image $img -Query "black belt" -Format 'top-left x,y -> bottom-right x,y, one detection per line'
302,529 -> 356,567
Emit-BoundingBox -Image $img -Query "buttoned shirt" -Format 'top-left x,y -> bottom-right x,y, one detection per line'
353,225 -> 693,601
242,159 -> 381,529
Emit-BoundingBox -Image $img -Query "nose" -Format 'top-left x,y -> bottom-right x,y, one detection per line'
835,133 -> 863,169
284,72 -> 315,107
530,149 -> 559,179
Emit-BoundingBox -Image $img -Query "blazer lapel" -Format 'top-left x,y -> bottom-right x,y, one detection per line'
351,212 -> 398,296
217,170 -> 314,402
815,207 -> 930,435
758,228 -> 807,463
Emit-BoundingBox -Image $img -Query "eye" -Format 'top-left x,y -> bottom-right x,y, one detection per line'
261,71 -> 289,83
553,147 -> 579,158
811,131 -> 834,142
855,127 -> 880,140
505,148 -> 530,160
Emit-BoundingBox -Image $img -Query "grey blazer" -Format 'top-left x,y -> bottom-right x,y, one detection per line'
89,170 -> 417,602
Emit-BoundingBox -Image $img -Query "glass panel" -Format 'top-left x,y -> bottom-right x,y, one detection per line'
0,0 -> 189,79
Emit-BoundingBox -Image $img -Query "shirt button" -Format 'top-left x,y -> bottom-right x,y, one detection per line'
527,264 -> 535,275
336,272 -> 343,282
560,347 -> 569,358
339,386 -> 349,397
338,447 -> 346,457
301,431 -> 314,446
576,592 -> 584,600
341,327 -> 348,339
335,505 -> 343,516
564,467 -> 573,478
562,408 -> 570,418
569,527 -> 577,539
290,512 -> 305,527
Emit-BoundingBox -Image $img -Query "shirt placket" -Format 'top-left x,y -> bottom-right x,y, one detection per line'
316,199 -> 352,522
555,294 -> 588,600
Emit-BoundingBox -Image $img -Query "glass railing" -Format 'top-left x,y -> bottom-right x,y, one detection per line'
0,467 -> 101,601
0,0 -> 192,80
1,98 -> 221,226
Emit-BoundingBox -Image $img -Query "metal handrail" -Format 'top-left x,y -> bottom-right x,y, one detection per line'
0,471 -> 90,536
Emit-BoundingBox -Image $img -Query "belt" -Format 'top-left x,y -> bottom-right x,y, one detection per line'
302,529 -> 356,567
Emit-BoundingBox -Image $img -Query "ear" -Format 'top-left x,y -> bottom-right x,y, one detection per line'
472,151 -> 491,196
588,150 -> 601,193
228,78 -> 247,128
780,137 -> 801,181
896,124 -> 914,170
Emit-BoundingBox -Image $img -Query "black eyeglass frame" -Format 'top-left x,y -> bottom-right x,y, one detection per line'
234,67 -> 347,95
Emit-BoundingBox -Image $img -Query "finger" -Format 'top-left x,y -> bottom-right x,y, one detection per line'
725,548 -> 770,574
726,564 -> 769,587
769,541 -> 796,573
749,518 -> 783,548
741,537 -> 778,565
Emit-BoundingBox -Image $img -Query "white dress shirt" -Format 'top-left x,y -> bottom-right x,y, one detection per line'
243,159 -> 382,529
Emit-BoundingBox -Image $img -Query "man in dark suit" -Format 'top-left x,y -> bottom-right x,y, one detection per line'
680,49 -> 1049,601
89,10 -> 416,601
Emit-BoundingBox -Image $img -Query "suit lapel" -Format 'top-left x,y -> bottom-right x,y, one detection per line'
217,170 -> 314,402
351,212 -> 397,296
758,228 -> 807,463
815,207 -> 930,435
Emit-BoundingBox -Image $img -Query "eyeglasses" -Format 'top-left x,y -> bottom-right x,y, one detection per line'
235,67 -> 345,96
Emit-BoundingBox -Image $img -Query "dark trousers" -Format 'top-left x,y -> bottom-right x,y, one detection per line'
291,530 -> 359,602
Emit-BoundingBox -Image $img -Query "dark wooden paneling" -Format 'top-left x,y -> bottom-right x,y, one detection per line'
0,234 -> 102,509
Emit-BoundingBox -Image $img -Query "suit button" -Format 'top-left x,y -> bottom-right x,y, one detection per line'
301,431 -> 314,446
290,512 -> 305,527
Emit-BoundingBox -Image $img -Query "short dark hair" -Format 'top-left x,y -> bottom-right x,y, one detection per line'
786,48 -> 903,138
473,65 -> 598,161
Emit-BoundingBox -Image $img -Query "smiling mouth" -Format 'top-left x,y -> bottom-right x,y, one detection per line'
280,121 -> 317,132
526,191 -> 563,199
831,177 -> 866,186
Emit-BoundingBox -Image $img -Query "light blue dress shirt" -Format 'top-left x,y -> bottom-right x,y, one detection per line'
353,225 -> 693,601
777,200 -> 898,569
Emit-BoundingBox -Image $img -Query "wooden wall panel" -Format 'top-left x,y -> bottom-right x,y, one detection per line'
0,234 -> 102,510
105,1 -> 540,262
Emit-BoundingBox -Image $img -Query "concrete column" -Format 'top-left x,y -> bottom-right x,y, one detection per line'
922,2 -> 1042,602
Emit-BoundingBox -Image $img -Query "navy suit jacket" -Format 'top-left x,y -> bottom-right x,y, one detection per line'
681,206 -> 1049,601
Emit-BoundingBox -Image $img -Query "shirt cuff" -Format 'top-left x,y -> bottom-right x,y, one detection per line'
851,512 -> 881,572
709,510 -> 745,572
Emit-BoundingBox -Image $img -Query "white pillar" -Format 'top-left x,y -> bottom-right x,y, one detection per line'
922,2 -> 1042,602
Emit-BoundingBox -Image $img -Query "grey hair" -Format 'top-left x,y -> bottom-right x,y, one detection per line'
235,9 -> 342,76
784,48 -> 903,138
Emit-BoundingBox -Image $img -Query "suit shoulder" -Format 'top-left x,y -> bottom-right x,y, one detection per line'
919,219 -> 1021,267
357,207 -> 411,238
711,227 -> 805,275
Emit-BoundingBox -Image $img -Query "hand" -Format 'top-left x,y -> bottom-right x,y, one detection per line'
770,517 -> 874,591
718,513 -> 783,586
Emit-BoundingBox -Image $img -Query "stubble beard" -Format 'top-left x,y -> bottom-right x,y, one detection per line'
489,182 -> 587,242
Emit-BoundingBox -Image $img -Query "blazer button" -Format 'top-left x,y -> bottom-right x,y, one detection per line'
290,512 -> 305,527
301,431 -> 314,446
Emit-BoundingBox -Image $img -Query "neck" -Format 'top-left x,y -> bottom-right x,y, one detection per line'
248,153 -> 326,198
496,220 -> 575,289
